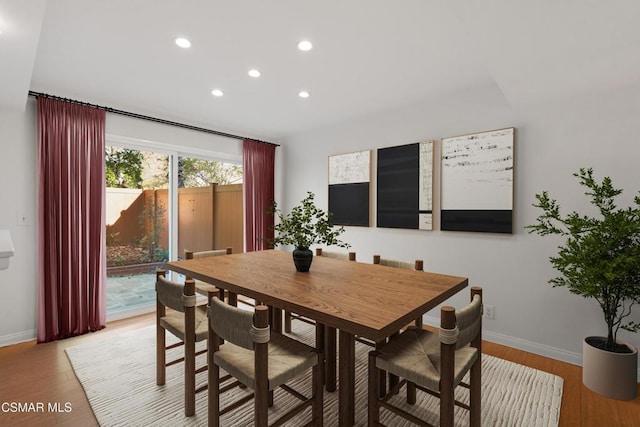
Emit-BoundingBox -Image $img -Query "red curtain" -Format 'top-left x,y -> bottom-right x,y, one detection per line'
37,98 -> 107,343
243,139 -> 275,252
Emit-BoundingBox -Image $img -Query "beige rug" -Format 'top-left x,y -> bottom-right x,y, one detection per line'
66,324 -> 563,426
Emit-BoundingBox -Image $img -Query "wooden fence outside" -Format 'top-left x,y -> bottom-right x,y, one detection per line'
106,184 -> 243,259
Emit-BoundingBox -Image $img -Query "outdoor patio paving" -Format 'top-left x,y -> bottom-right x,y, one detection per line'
106,271 -> 187,314
106,273 -> 157,313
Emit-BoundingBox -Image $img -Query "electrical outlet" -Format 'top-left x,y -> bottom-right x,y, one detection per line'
483,304 -> 495,320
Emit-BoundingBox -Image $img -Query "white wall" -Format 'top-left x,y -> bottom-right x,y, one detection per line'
281,81 -> 640,378
0,102 -> 38,345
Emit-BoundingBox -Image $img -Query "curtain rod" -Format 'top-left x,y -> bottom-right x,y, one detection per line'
28,91 -> 279,147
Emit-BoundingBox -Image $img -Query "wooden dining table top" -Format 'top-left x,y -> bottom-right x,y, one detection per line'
165,249 -> 468,343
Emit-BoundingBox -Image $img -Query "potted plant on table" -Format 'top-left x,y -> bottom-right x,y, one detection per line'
266,192 -> 350,272
527,167 -> 640,400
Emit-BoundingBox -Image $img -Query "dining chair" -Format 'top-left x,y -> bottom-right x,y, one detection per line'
156,270 -> 213,416
185,247 -> 256,309
207,294 -> 324,426
371,255 -> 425,396
372,255 -> 424,328
368,287 -> 483,427
184,247 -> 231,298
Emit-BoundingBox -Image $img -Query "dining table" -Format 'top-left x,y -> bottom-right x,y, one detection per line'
165,249 -> 468,427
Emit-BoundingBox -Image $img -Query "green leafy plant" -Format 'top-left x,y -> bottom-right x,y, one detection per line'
266,192 -> 350,250
178,157 -> 243,187
526,168 -> 640,352
105,147 -> 143,188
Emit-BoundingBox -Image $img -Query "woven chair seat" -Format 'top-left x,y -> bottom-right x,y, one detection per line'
214,332 -> 317,391
160,306 -> 209,342
376,327 -> 478,392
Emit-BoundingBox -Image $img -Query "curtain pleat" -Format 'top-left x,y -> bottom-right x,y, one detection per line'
37,98 -> 107,343
243,140 -> 275,252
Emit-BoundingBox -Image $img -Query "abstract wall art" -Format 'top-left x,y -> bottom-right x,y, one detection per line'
328,150 -> 371,226
377,141 -> 434,230
441,127 -> 514,233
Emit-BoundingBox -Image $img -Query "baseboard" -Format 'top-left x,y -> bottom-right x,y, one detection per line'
0,305 -> 155,348
1,306 -> 154,348
0,329 -> 36,348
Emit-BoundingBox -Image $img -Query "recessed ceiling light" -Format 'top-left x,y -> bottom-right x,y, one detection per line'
175,37 -> 191,48
248,69 -> 261,78
298,40 -> 313,51
211,89 -> 224,97
299,91 -> 310,98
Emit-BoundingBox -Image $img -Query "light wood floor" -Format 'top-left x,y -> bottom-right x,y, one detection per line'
0,313 -> 638,426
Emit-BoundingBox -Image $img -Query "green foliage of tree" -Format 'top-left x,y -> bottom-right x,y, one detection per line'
179,158 -> 242,187
105,147 -> 143,188
106,149 -> 241,190
142,154 -> 169,189
266,192 -> 350,249
526,168 -> 640,350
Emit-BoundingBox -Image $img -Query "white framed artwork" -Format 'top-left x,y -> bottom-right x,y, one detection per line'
328,150 -> 371,226
441,127 -> 514,233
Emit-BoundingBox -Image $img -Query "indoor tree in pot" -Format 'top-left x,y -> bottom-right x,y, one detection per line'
266,192 -> 350,272
527,167 -> 640,400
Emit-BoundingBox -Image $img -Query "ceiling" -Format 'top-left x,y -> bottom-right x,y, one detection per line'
2,0 -> 640,141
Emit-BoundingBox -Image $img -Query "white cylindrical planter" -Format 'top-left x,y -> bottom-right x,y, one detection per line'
582,336 -> 638,400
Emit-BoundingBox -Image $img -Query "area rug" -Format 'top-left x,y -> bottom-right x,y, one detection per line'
66,324 -> 563,426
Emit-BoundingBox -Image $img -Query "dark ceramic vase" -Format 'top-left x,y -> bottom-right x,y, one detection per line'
292,247 -> 313,272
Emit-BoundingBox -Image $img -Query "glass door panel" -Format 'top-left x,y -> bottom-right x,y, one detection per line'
177,156 -> 243,258
105,147 -> 169,316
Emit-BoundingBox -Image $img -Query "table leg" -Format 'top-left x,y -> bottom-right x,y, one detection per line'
338,330 -> 355,427
315,323 -> 326,390
325,326 -> 337,392
284,311 -> 292,333
227,291 -> 238,307
388,331 -> 400,393
375,339 -> 387,397
270,307 -> 282,333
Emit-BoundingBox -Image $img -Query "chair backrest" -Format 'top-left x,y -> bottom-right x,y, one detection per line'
184,248 -> 232,283
207,297 -> 270,350
156,273 -> 196,313
185,247 -> 232,260
453,292 -> 482,349
373,255 -> 423,271
316,247 -> 356,261
440,287 -> 482,349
